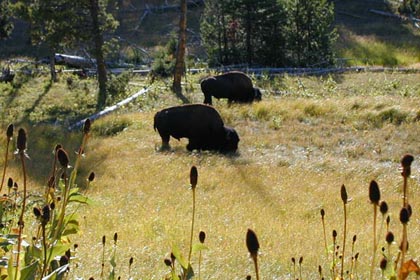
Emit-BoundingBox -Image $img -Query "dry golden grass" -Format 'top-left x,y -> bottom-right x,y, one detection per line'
3,72 -> 420,279
58,72 -> 420,279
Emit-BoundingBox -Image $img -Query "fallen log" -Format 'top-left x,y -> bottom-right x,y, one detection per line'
68,86 -> 150,130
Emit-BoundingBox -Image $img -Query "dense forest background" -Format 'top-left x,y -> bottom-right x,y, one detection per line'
2,0 -> 419,68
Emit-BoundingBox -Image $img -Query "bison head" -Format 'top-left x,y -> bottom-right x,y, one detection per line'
254,88 -> 262,101
221,126 -> 240,153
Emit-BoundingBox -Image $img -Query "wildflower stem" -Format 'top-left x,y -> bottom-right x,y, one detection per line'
15,148 -> 27,280
188,187 -> 196,264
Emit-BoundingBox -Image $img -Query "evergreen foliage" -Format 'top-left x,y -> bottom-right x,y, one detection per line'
200,0 -> 337,67
0,0 -> 13,40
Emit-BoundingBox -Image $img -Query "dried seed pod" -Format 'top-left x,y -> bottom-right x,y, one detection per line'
379,201 -> 388,215
113,232 -> 118,244
401,154 -> 414,168
88,172 -> 95,182
42,205 -> 51,224
199,231 -> 206,244
57,148 -> 69,168
190,166 -> 198,189
7,178 -> 13,188
246,229 -> 260,258
379,258 -> 387,270
353,235 -> 357,243
17,128 -> 26,152
385,231 -> 394,244
320,208 -> 325,218
102,235 -> 106,246
401,154 -> 414,177
6,124 -> 13,140
341,184 -> 348,204
129,257 -> 134,266
83,118 -> 91,134
369,180 -> 380,205
164,258 -> 172,267
400,207 -> 410,224
33,207 -> 42,218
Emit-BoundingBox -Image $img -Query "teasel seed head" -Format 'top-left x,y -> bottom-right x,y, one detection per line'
83,118 -> 91,134
246,229 -> 260,259
291,257 -> 295,264
299,256 -> 303,264
41,205 -> 51,225
33,207 -> 41,218
54,144 -> 62,153
380,257 -> 387,270
199,231 -> 206,244
369,180 -> 380,205
353,235 -> 357,243
386,231 -> 394,244
6,124 -> 13,140
400,207 -> 410,224
164,258 -> 172,267
332,230 -> 337,240
379,201 -> 388,215
341,184 -> 348,204
190,166 -> 198,189
57,148 -> 69,168
401,154 -> 414,177
320,208 -> 325,219
88,172 -> 95,182
113,232 -> 118,244
129,257 -> 134,266
17,128 -> 26,152
7,177 -> 13,188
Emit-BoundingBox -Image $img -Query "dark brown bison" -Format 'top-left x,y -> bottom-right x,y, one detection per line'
200,71 -> 262,105
153,104 -> 239,153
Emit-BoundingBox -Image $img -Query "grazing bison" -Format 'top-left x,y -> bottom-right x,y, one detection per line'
154,104 -> 239,153
200,71 -> 262,105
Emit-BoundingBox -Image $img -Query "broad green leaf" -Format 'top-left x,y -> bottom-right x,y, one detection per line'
7,256 -> 17,280
46,243 -> 71,264
68,193 -> 93,204
171,244 -> 188,269
20,260 -> 38,280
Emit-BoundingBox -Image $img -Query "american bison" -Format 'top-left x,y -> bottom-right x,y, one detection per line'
153,104 -> 239,153
200,71 -> 262,105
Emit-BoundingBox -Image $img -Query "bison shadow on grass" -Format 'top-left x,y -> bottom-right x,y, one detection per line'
153,104 -> 239,154
200,71 -> 262,105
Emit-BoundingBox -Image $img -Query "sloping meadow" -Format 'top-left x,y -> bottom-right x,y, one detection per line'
1,71 -> 420,279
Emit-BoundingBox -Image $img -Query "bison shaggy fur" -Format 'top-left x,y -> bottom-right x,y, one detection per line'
154,104 -> 239,153
200,71 -> 262,105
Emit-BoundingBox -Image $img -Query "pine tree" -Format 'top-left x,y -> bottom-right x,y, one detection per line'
0,0 -> 13,40
286,0 -> 336,67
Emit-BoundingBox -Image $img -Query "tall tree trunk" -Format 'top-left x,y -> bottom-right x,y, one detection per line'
89,0 -> 108,110
172,0 -> 187,96
49,50 -> 57,82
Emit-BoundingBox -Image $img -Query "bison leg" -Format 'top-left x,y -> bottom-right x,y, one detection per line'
203,93 -> 212,105
159,133 -> 171,151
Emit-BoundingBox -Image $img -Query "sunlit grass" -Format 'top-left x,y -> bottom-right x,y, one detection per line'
2,72 -> 420,279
